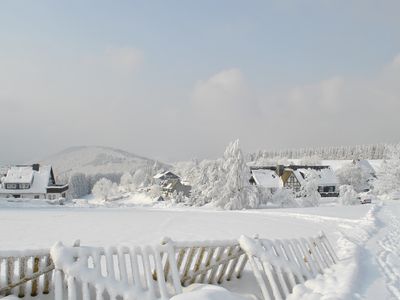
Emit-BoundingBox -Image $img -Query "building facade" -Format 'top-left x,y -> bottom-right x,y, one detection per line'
0,164 -> 68,200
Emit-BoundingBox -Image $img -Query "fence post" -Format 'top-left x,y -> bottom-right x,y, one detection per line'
18,257 -> 27,298
30,256 -> 40,297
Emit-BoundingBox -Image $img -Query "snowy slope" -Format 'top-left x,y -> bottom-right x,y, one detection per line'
38,146 -> 170,177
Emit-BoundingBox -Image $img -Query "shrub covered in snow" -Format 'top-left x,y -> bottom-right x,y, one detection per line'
338,185 -> 359,205
336,162 -> 371,192
271,188 -> 298,208
297,170 -> 321,207
92,178 -> 118,201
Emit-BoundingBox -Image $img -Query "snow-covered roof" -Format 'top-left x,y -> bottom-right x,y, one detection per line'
291,168 -> 338,186
251,169 -> 282,189
153,171 -> 180,180
0,165 -> 53,194
355,159 -> 375,175
3,167 -> 34,184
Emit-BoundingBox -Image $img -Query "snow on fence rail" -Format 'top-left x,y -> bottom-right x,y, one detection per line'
0,249 -> 53,298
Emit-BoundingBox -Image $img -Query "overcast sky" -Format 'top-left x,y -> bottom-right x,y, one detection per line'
1,1 -> 400,163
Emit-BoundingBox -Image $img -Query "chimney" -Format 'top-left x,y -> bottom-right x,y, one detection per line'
276,165 -> 285,177
32,164 -> 40,171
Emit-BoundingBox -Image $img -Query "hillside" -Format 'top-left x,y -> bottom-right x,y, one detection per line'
39,146 -> 170,177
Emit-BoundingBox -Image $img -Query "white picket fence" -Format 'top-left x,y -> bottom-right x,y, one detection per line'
239,232 -> 338,300
0,233 -> 338,300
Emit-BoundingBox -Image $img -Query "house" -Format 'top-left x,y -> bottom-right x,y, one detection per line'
0,164 -> 69,200
249,168 -> 283,193
153,171 -> 180,184
354,159 -> 376,177
281,165 -> 339,197
153,171 -> 191,197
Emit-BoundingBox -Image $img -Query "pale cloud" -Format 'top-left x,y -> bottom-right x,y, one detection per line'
192,68 -> 258,119
193,68 -> 246,106
287,77 -> 344,113
392,53 -> 400,67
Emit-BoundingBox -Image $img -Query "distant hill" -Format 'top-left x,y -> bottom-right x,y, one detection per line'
39,146 -> 170,178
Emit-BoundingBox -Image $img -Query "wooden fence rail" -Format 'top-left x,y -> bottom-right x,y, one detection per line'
0,251 -> 54,298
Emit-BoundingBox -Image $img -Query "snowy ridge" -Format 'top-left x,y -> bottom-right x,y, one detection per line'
38,146 -> 170,177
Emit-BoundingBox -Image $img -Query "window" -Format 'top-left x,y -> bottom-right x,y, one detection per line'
19,183 -> 30,189
34,195 -> 40,199
6,183 -> 17,189
286,174 -> 301,192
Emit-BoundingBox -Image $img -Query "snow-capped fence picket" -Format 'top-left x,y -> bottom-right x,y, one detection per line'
51,241 -> 183,300
239,232 -> 338,300
0,249 -> 54,299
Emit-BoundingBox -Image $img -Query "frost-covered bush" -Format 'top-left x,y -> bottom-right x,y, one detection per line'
297,170 -> 320,207
338,185 -> 358,205
120,172 -> 137,192
336,162 -> 371,192
120,172 -> 133,186
170,191 -> 187,204
92,178 -> 118,201
271,188 -> 297,208
147,184 -> 162,198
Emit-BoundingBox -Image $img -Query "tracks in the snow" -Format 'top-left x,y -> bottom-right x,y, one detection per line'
377,207 -> 400,299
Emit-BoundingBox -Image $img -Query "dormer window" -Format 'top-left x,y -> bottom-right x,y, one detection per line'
6,183 -> 17,189
20,183 -> 31,189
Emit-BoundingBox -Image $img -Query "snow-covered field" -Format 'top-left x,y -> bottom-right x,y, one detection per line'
1,200 -> 399,299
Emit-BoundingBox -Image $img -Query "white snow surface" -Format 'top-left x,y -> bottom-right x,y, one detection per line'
1,199 -> 399,299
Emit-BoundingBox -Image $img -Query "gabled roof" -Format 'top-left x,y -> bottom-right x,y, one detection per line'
251,169 -> 282,189
355,159 -> 375,175
3,167 -> 34,184
290,167 -> 338,186
153,171 -> 180,180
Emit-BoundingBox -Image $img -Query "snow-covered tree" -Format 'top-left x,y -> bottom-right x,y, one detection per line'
338,185 -> 358,205
92,178 -> 118,201
336,162 -> 371,192
215,140 -> 258,210
68,173 -> 90,199
374,144 -> 400,196
297,170 -> 320,207
120,172 -> 134,192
